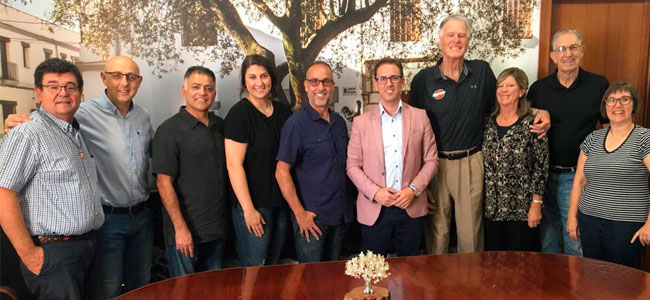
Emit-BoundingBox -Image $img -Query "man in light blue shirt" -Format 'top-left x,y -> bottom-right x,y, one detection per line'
5,56 -> 154,299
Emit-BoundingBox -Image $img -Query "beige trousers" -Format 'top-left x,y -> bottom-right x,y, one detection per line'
423,151 -> 484,254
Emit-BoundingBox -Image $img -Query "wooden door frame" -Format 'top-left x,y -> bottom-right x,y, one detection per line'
537,0 -> 650,126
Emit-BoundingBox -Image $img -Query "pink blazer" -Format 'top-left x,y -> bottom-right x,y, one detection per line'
346,103 -> 438,226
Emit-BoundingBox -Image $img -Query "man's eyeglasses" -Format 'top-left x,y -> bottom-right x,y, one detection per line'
104,71 -> 142,82
306,78 -> 334,87
375,75 -> 403,85
42,84 -> 80,95
553,44 -> 582,54
604,96 -> 633,107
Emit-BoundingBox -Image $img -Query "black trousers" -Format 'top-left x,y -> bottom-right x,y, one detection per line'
361,206 -> 424,257
19,237 -> 100,300
484,219 -> 540,251
579,211 -> 645,269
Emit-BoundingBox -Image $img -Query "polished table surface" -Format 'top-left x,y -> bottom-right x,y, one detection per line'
116,251 -> 650,300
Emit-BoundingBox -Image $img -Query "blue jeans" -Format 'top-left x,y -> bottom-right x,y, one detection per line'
578,211 -> 645,269
232,206 -> 289,266
539,171 -> 583,256
361,206 -> 423,257
96,206 -> 153,299
166,239 -> 226,278
292,217 -> 349,263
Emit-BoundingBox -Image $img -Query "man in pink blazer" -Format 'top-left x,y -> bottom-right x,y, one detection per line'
347,58 -> 439,256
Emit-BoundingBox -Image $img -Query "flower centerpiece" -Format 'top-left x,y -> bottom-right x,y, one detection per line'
344,251 -> 391,299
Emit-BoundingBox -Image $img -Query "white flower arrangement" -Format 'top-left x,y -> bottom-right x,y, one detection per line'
345,251 -> 390,294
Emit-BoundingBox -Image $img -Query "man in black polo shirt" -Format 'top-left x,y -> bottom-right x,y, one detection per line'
410,14 -> 550,254
152,66 -> 228,277
529,29 -> 608,256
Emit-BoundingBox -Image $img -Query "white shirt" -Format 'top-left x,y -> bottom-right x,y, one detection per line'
379,101 -> 403,190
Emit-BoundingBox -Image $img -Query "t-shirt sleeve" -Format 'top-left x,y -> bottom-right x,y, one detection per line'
0,131 -> 39,192
224,103 -> 250,143
484,65 -> 497,115
638,129 -> 650,159
151,123 -> 179,178
275,118 -> 301,166
409,72 -> 424,109
580,131 -> 595,156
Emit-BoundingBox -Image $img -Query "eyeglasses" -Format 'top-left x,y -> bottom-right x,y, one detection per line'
375,75 -> 403,85
553,44 -> 582,54
42,84 -> 80,95
306,78 -> 334,87
104,71 -> 142,82
604,96 -> 633,107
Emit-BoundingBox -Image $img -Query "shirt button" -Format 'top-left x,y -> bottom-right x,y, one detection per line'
395,165 -> 398,168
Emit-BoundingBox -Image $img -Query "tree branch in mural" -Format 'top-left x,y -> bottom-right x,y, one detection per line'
45,0 -> 536,109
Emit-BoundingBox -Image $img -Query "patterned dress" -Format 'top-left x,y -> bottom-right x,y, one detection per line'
483,114 -> 549,221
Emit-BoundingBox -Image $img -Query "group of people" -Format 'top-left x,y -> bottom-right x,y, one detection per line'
1,13 -> 650,300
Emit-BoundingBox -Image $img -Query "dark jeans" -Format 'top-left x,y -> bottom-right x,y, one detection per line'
540,171 -> 583,255
578,211 -> 645,269
97,206 -> 153,299
292,217 -> 348,263
232,205 -> 289,266
19,237 -> 99,300
166,239 -> 226,278
361,206 -> 423,257
484,219 -> 540,251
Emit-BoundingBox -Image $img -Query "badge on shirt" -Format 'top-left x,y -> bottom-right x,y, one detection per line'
432,89 -> 446,100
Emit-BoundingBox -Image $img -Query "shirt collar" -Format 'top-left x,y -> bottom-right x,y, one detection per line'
38,107 -> 80,133
303,101 -> 336,124
98,90 -> 134,116
434,58 -> 470,80
178,106 -> 215,128
379,100 -> 403,117
551,68 -> 586,89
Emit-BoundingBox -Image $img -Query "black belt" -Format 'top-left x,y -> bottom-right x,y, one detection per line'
550,165 -> 577,173
103,202 -> 146,215
33,231 -> 94,244
439,147 -> 480,160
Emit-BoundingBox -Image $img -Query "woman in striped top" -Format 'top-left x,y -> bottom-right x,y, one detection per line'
567,81 -> 650,268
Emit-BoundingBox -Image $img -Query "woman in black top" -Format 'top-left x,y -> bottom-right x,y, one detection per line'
224,54 -> 292,266
482,67 -> 549,251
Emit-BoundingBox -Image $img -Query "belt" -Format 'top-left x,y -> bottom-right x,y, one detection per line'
33,231 -> 94,244
439,146 -> 480,160
102,202 -> 146,215
550,165 -> 577,173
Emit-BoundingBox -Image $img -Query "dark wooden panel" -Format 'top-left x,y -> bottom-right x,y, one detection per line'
117,252 -> 650,300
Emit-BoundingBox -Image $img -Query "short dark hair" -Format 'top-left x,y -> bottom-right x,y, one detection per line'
373,58 -> 404,79
184,66 -> 216,83
34,58 -> 83,90
600,81 -> 641,118
239,54 -> 278,98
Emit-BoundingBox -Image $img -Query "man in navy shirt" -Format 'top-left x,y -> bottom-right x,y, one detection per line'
276,61 -> 353,263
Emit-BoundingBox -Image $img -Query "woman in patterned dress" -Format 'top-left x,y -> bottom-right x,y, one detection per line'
482,67 -> 549,251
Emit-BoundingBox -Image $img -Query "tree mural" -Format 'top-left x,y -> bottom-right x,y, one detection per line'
43,0 -> 536,109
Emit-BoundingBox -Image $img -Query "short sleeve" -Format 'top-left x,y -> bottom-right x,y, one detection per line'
638,129 -> 650,159
276,117 -> 301,166
484,65 -> 497,115
409,71 -> 425,109
151,122 -> 179,177
224,101 -> 250,143
580,131 -> 595,156
0,131 -> 39,192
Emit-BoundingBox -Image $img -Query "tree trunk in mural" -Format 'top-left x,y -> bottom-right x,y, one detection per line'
49,0 -> 536,110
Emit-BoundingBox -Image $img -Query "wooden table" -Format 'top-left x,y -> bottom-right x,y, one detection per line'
116,251 -> 650,300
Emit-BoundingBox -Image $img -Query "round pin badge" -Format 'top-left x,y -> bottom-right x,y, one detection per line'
432,89 -> 446,100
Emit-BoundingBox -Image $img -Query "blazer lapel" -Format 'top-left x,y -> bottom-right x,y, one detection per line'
401,104 -> 411,166
371,106 -> 385,170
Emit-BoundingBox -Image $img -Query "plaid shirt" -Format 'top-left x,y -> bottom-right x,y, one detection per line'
0,108 -> 104,235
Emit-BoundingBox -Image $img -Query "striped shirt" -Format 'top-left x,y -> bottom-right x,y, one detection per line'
580,126 -> 650,222
0,109 -> 104,235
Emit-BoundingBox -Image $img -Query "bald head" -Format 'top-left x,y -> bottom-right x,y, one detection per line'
101,55 -> 143,111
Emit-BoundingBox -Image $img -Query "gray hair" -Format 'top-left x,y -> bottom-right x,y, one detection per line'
439,14 -> 472,39
551,29 -> 582,50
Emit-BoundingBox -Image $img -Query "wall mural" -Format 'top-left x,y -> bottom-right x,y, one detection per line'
51,0 -> 537,111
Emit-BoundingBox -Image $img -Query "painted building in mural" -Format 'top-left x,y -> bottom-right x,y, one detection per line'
0,3 -> 80,132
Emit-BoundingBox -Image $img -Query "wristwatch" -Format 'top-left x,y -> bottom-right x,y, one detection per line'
409,184 -> 420,197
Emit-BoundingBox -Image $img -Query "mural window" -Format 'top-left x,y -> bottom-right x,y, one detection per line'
390,0 -> 421,42
43,48 -> 53,60
21,42 -> 30,68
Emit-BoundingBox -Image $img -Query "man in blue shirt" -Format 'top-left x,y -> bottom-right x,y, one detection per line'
275,61 -> 353,262
5,56 -> 154,299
